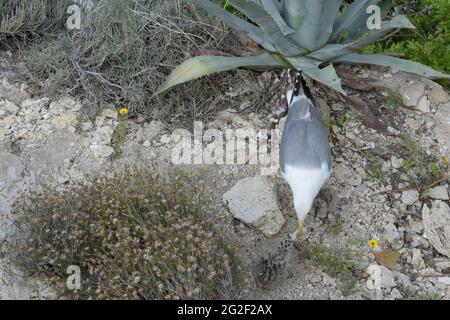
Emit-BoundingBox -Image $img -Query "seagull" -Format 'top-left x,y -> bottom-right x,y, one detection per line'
280,70 -> 333,242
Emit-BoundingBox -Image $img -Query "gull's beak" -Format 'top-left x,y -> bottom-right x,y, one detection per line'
297,220 -> 304,239
292,220 -> 305,242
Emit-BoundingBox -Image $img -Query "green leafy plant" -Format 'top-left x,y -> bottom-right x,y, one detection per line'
336,113 -> 348,127
322,118 -> 333,129
361,0 -> 450,87
157,0 -> 450,95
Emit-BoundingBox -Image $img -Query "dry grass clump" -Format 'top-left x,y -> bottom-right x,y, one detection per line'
11,0 -> 254,126
12,170 -> 251,299
0,0 -> 70,44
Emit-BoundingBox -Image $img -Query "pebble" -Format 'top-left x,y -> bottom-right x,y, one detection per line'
390,156 -> 403,169
334,164 -> 362,186
222,176 -> 285,237
401,190 -> 419,205
90,145 -> 114,158
422,201 -> 450,258
100,108 -> 118,120
427,185 -> 449,200
80,121 -> 94,132
415,96 -> 431,113
143,140 -> 151,147
389,288 -> 403,299
401,82 -> 426,107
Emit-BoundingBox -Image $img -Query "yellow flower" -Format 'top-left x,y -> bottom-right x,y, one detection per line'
442,156 -> 449,165
368,239 -> 378,249
119,108 -> 128,116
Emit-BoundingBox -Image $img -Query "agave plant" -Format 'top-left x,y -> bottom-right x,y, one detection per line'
156,0 -> 450,95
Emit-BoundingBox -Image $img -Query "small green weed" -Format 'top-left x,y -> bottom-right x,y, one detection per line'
400,136 -> 444,187
303,244 -> 358,296
328,220 -> 344,236
365,161 -> 384,181
111,120 -> 129,159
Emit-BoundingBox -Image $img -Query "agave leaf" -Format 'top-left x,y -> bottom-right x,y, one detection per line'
260,0 -> 295,35
333,53 -> 450,79
331,0 -> 382,42
227,0 -> 305,56
156,53 -> 287,94
272,0 -> 282,12
281,0 -> 306,29
286,57 -> 345,94
343,0 -> 394,43
292,0 -> 342,51
310,15 -> 415,61
191,0 -> 276,52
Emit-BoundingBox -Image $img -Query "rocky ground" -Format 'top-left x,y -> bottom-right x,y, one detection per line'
0,49 -> 449,300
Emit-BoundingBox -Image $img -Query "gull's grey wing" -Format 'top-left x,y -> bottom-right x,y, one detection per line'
280,97 -> 332,172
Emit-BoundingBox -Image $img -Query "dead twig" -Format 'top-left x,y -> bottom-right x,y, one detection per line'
398,210 -> 421,218
375,178 -> 448,196
338,93 -> 390,136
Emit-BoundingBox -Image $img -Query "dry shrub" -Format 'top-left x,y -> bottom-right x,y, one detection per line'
12,170 -> 251,299
0,0 -> 71,43
10,0 -> 254,126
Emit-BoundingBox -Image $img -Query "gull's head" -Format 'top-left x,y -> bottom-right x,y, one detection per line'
293,192 -> 314,222
293,189 -> 315,237
283,162 -> 330,241
285,171 -> 318,241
